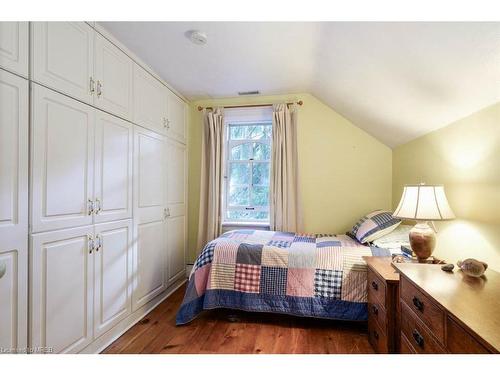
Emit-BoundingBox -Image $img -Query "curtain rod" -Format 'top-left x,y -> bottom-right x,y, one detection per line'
197,100 -> 303,112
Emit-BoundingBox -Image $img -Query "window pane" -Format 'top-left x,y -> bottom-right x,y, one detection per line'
229,186 -> 249,206
247,124 -> 272,140
227,210 -> 269,221
229,163 -> 249,185
229,126 -> 246,140
231,143 -> 252,160
252,143 -> 271,160
251,186 -> 269,206
252,163 -> 270,186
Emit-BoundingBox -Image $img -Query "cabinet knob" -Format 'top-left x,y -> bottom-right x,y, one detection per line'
373,330 -> 379,340
95,198 -> 102,214
371,305 -> 378,315
89,77 -> 95,94
412,329 -> 424,348
87,199 -> 94,215
371,281 -> 378,291
412,296 -> 424,311
87,234 -> 94,254
96,80 -> 103,97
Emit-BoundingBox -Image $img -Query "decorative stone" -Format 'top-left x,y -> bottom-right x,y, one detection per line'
441,263 -> 454,272
457,258 -> 488,278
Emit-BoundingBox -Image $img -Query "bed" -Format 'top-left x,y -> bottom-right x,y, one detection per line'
176,229 -> 396,325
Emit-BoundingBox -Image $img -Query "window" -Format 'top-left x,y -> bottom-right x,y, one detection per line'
223,108 -> 272,223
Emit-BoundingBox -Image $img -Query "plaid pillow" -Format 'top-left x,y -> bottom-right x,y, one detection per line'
350,210 -> 401,244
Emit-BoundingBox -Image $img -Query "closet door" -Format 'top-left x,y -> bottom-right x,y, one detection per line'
31,225 -> 94,354
166,139 -> 187,284
94,111 -> 133,224
32,22 -> 94,104
133,64 -> 168,135
0,70 -> 28,351
0,22 -> 29,77
132,126 -> 167,311
94,219 -> 132,338
166,91 -> 186,143
31,84 -> 95,233
94,33 -> 133,120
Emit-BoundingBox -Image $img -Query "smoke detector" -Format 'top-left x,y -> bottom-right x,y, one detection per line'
186,30 -> 207,45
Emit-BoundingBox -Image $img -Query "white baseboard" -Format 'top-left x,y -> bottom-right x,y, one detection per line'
79,278 -> 187,354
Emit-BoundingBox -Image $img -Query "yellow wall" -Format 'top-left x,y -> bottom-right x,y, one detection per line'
187,93 -> 393,262
393,102 -> 500,271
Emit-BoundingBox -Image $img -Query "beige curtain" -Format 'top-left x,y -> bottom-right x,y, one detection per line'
270,103 -> 300,232
196,107 -> 225,250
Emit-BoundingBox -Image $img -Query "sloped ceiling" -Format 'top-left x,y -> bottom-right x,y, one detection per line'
99,22 -> 500,147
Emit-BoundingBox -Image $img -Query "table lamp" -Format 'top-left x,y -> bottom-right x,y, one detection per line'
393,183 -> 455,262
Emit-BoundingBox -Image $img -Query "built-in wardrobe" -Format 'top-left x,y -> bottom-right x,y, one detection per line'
0,22 -> 188,353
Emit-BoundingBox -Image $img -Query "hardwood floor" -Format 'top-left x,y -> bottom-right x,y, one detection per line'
102,284 -> 375,354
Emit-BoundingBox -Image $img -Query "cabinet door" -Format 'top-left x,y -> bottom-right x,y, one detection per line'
31,84 -> 95,233
31,226 -> 94,354
167,91 -> 186,143
0,22 -> 28,77
0,249 -> 27,353
132,126 -> 167,311
94,111 -> 133,224
0,70 -> 28,352
133,64 -> 168,134
166,139 -> 187,284
94,220 -> 132,338
94,33 -> 133,120
32,22 -> 94,104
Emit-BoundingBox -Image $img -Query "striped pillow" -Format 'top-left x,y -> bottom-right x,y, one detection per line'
350,210 -> 401,244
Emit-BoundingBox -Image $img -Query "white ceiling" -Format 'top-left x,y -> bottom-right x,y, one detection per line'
99,22 -> 500,147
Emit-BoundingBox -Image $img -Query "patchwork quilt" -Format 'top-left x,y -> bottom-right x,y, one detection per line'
176,230 -> 389,325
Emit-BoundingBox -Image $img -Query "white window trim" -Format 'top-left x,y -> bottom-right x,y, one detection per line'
222,109 -> 272,224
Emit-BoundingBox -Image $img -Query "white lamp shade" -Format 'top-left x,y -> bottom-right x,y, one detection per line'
393,184 -> 455,221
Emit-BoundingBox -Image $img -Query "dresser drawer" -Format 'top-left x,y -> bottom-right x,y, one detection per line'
401,302 -> 445,354
367,269 -> 386,305
368,298 -> 387,334
368,315 -> 389,353
447,316 -> 490,353
400,333 -> 417,354
400,276 -> 445,343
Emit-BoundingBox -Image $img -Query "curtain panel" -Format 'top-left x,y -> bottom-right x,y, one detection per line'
270,103 -> 301,232
196,107 -> 225,251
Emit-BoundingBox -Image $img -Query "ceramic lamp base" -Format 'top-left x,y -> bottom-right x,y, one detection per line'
409,222 -> 436,262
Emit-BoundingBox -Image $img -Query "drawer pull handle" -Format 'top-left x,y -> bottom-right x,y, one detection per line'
373,330 -> 379,340
371,281 -> 378,291
371,305 -> 378,315
412,296 -> 424,311
412,329 -> 424,348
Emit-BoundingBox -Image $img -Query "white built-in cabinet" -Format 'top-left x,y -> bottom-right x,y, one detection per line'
132,126 -> 167,311
166,139 -> 187,284
94,33 -> 133,119
133,63 -> 169,134
0,69 -> 28,352
1,21 -> 188,353
32,22 -> 95,104
31,219 -> 132,353
0,22 -> 29,77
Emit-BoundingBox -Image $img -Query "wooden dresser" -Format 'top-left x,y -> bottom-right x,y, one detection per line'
363,256 -> 400,353
394,263 -> 500,353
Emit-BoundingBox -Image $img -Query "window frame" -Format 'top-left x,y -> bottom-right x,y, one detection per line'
223,120 -> 272,224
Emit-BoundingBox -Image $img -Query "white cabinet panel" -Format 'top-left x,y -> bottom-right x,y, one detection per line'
94,33 -> 133,120
0,249 -> 27,352
94,220 -> 132,338
31,226 -> 94,354
0,22 -> 28,77
0,70 -> 28,352
31,84 -> 95,232
132,220 -> 166,311
0,70 -> 28,248
167,91 -> 186,143
132,125 -> 167,311
32,22 -> 94,104
94,111 -> 133,223
133,64 -> 168,134
166,139 -> 186,284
